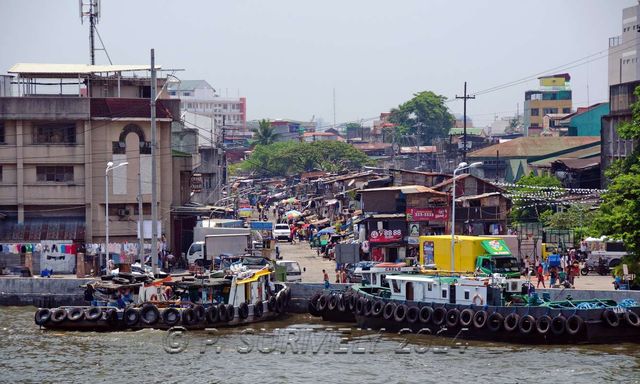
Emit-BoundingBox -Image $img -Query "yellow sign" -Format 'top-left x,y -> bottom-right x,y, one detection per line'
540,77 -> 566,87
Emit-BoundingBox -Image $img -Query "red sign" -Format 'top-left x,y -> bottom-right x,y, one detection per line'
406,207 -> 448,221
369,229 -> 403,243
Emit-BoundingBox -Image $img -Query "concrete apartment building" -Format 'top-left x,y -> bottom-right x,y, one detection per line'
523,74 -> 573,136
0,63 -> 186,246
602,2 -> 640,186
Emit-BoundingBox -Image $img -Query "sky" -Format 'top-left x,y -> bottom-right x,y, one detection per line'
0,0 -> 634,128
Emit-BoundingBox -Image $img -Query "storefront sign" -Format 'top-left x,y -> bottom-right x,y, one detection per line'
408,223 -> 420,237
406,207 -> 448,221
369,229 -> 403,243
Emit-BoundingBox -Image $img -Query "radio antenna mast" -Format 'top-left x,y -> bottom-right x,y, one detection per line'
80,0 -> 112,64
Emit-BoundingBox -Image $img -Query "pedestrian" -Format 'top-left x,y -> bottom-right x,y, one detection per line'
536,264 -> 546,288
340,268 -> 348,284
323,269 -> 330,289
550,267 -> 557,287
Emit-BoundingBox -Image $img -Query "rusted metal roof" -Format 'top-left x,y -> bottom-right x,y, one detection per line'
467,136 -> 600,158
360,185 -> 446,196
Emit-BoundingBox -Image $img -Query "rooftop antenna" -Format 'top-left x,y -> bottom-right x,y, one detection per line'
80,0 -> 112,64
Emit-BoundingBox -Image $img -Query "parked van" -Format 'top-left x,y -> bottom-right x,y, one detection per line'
276,260 -> 302,283
273,223 -> 291,241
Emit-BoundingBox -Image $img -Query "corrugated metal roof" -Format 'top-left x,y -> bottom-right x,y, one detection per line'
8,63 -> 159,75
529,145 -> 601,168
166,80 -> 213,91
467,136 -> 600,158
457,192 -> 503,201
360,185 -> 446,195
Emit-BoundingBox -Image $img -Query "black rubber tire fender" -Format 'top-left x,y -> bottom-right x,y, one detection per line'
162,307 -> 181,326
105,308 -> 119,326
123,307 -> 140,327
181,308 -> 197,326
317,295 -> 329,312
446,308 -> 460,328
217,304 -> 228,322
268,296 -> 277,312
226,304 -> 235,321
337,294 -> 346,312
356,298 -> 365,315
254,301 -> 264,318
504,313 -> 520,332
406,306 -> 419,324
35,308 -> 51,326
140,304 -> 160,325
364,299 -> 373,316
565,314 -> 583,335
383,302 -> 396,321
276,292 -> 285,313
432,307 -> 447,326
84,307 -> 102,322
67,307 -> 84,322
472,310 -> 487,329
602,309 -> 620,327
371,300 -> 385,318
394,304 -> 408,322
328,294 -> 339,311
194,305 -> 206,322
518,314 -> 535,335
206,305 -> 219,323
349,295 -> 357,312
238,303 -> 249,319
487,312 -> 504,332
536,315 -> 552,335
459,308 -> 474,328
419,306 -> 433,324
551,315 -> 566,335
625,310 -> 640,327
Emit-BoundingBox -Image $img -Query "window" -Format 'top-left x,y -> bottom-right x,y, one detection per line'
464,290 -> 470,300
562,108 -> 571,114
34,123 -> 76,144
427,283 -> 432,291
0,166 -> 2,182
543,108 -> 558,115
442,289 -> 447,298
36,166 -> 74,182
530,108 -> 539,116
391,279 -> 401,293
169,91 -> 176,96
182,92 -> 191,97
0,122 -> 4,143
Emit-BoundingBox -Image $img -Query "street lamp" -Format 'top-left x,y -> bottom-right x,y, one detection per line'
450,161 -> 482,273
105,161 -> 128,273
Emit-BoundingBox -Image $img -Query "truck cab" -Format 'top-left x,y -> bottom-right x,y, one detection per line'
186,241 -> 205,266
476,255 -> 520,279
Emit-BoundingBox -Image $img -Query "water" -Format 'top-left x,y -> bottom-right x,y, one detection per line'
1,307 -> 639,384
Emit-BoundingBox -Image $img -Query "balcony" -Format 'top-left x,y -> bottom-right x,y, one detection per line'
609,36 -> 621,48
0,97 -> 89,120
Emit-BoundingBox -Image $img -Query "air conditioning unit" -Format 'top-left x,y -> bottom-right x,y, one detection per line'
117,208 -> 130,217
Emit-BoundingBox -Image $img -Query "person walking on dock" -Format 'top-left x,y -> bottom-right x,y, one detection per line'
536,264 -> 546,288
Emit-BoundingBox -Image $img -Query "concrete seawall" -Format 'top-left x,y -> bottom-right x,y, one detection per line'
2,278 -> 640,311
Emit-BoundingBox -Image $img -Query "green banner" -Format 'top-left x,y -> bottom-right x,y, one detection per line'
481,239 -> 512,256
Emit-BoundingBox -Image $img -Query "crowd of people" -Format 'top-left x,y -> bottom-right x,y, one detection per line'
522,248 -> 582,289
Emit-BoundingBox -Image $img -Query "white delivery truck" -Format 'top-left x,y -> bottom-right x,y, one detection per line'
186,228 -> 251,266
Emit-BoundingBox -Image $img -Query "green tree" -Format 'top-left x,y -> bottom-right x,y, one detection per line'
389,91 -> 454,145
592,86 -> 640,264
251,119 -> 280,146
509,173 -> 562,223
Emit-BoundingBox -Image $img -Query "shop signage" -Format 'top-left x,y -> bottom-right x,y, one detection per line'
406,207 -> 448,221
369,229 -> 403,243
190,174 -> 203,193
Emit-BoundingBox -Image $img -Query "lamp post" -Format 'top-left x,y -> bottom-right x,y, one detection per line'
105,161 -> 128,273
450,161 -> 482,273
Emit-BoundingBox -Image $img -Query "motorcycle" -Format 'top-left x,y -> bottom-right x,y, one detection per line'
580,261 -> 610,276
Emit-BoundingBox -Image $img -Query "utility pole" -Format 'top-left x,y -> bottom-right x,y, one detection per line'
333,88 -> 336,131
150,49 -> 158,275
138,172 -> 143,262
456,81 -> 475,164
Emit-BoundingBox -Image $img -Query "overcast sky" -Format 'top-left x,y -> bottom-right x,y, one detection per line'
0,0 -> 634,127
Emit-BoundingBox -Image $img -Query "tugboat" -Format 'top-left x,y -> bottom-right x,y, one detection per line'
34,261 -> 291,332
345,273 -> 640,344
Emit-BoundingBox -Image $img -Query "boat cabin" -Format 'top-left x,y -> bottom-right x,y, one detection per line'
385,275 -> 490,305
355,262 -> 418,287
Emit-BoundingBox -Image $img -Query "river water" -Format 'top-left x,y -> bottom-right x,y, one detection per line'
1,307 -> 639,384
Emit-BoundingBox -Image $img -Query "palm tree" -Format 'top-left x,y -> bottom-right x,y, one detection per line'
251,119 -> 280,146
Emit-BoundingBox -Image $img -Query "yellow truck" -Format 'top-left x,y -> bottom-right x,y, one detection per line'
418,235 -> 521,278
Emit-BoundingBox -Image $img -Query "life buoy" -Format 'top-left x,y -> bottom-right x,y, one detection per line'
34,308 -> 51,326
67,307 -> 84,322
84,307 -> 102,322
394,304 -> 408,322
518,314 -> 535,335
460,308 -> 474,327
432,307 -> 447,326
217,304 -> 228,322
504,313 -> 520,332
536,315 -> 552,335
140,304 -> 160,325
124,307 -> 140,327
206,305 -> 219,323
625,311 -> 640,327
383,302 -> 397,321
182,308 -> 197,326
487,312 -> 504,332
162,308 -> 180,326
472,294 -> 484,306
446,308 -> 460,328
472,310 -> 487,329
238,303 -> 249,319
566,315 -> 583,335
371,300 -> 384,318
406,306 -> 419,324
419,306 -> 433,324
254,301 -> 264,318
602,309 -> 619,327
551,315 -> 566,335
